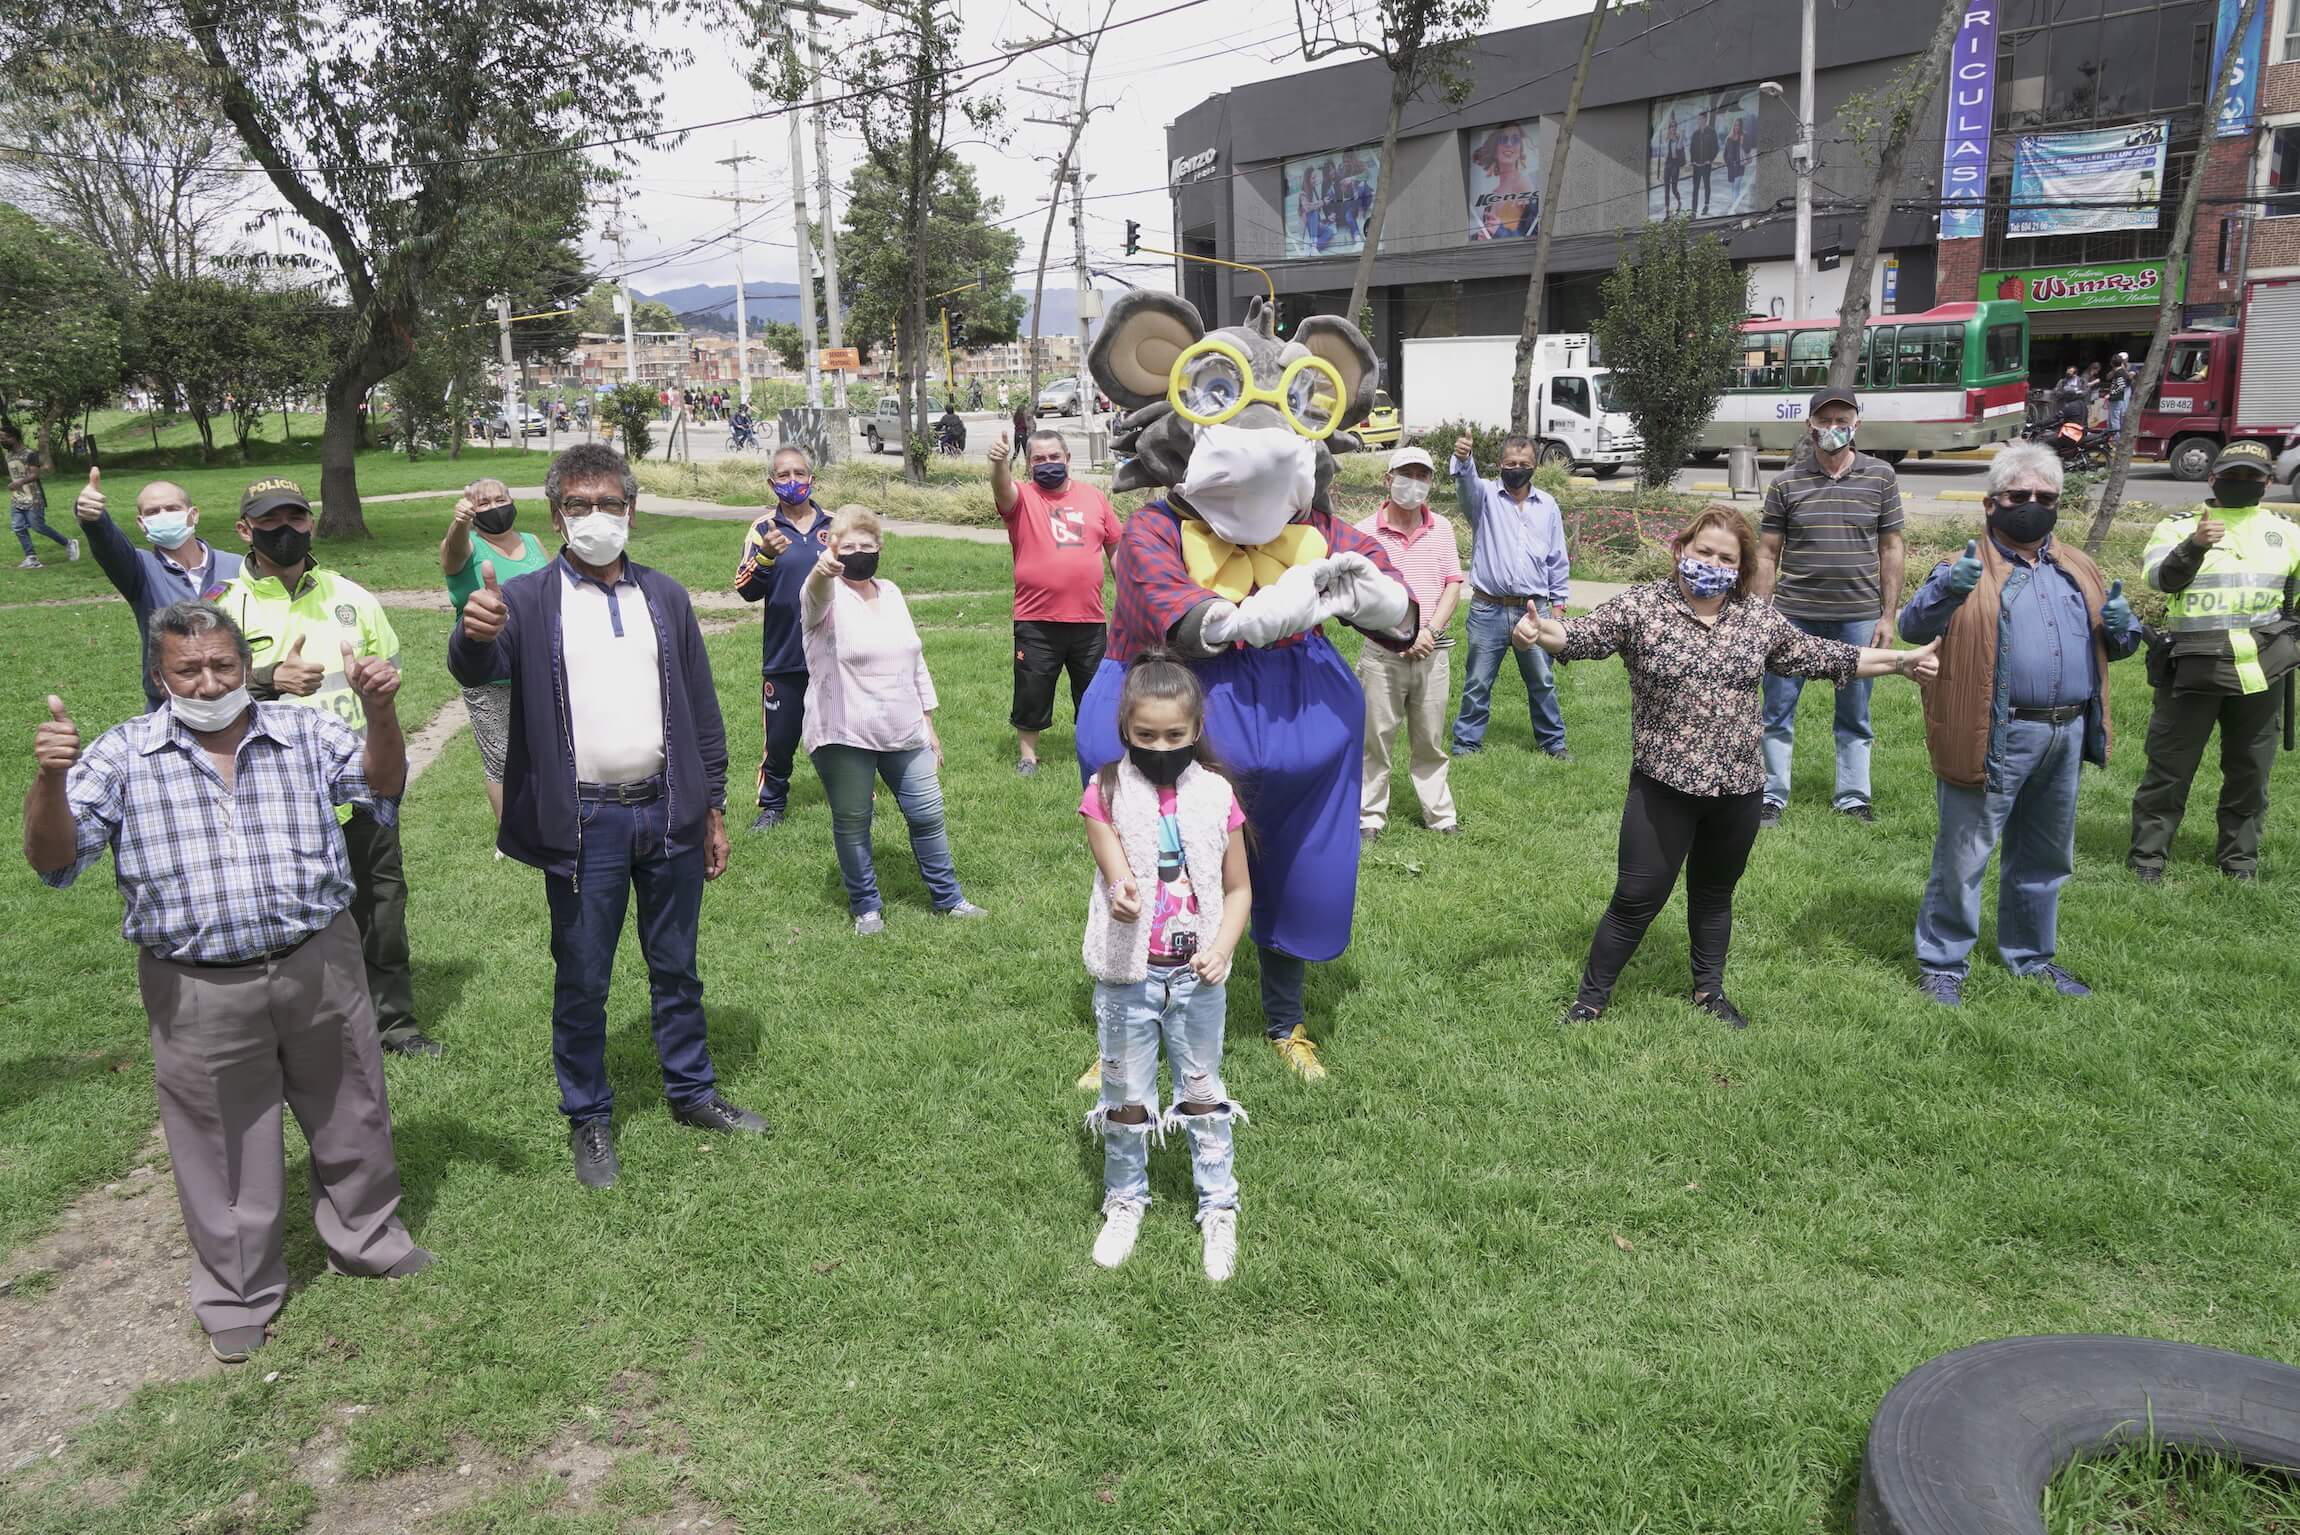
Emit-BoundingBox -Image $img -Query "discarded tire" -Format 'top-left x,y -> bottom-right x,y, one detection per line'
1856,1335 -> 2300,1535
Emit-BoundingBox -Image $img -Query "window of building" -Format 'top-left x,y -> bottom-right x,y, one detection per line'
1986,323 -> 2027,378
1788,329 -> 1831,390
2287,1 -> 2300,62
2270,126 -> 2300,217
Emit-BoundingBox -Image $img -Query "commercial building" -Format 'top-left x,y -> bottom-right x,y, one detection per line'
1162,0 -> 2300,398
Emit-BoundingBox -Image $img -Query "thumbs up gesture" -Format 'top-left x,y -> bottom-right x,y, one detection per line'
73,466 -> 105,524
461,559 -> 509,643
1510,598 -> 1564,654
1110,875 -> 1143,924
987,432 -> 1012,469
273,632 -> 325,696
1898,636 -> 1943,684
1947,538 -> 1984,595
34,695 -> 80,776
2100,577 -> 2136,640
1452,434 -> 1474,464
2191,514 -> 2226,549
342,641 -> 400,707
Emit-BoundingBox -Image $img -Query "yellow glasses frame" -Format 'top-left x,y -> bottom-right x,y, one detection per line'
1166,337 -> 1347,441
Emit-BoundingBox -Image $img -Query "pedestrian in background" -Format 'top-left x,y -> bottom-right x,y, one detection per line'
440,478 -> 548,826
24,601 -> 430,1364
73,469 -> 243,710
1355,446 -> 1463,841
989,429 -> 1122,777
1753,386 -> 1905,827
2105,352 -> 2134,436
1447,432 -> 1573,761
3,424 -> 77,570
734,446 -> 831,830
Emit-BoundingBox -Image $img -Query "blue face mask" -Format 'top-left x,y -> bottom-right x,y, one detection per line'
1030,462 -> 1070,490
772,479 -> 812,507
1677,556 -> 1737,599
140,512 -> 194,549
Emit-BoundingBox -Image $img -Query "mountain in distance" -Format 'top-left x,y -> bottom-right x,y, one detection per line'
630,281 -> 1117,341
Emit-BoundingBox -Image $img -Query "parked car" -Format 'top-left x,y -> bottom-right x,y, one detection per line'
1354,389 -> 1402,450
861,398 -> 911,455
1036,379 -> 1083,416
477,408 -> 549,439
2277,436 -> 2300,502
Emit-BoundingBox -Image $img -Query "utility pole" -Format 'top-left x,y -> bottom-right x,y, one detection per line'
808,7 -> 852,412
716,147 -> 760,411
1068,165 -> 1094,434
605,195 -> 638,384
1794,0 -> 1815,320
787,84 -> 822,409
495,292 -> 518,437
1012,2 -> 1113,443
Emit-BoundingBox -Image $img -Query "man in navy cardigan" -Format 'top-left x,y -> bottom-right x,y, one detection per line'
72,469 -> 243,710
450,443 -> 766,1189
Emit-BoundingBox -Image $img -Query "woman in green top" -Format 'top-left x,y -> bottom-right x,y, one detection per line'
441,478 -> 551,823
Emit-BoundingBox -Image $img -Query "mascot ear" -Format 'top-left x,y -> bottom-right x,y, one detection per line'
1090,291 -> 1205,411
1293,315 -> 1380,434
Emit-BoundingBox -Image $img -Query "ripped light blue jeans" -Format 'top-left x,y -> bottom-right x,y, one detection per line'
1085,963 -> 1243,1220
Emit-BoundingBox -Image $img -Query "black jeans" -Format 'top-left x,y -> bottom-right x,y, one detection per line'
340,805 -> 417,1042
1578,771 -> 1761,1011
1011,620 -> 1108,734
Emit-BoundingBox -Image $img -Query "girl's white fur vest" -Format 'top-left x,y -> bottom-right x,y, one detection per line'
1082,759 -> 1234,985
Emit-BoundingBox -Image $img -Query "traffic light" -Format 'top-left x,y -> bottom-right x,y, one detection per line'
1125,220 -> 1140,257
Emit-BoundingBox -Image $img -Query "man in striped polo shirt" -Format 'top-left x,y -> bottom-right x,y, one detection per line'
1753,386 -> 1905,827
1355,446 -> 1465,842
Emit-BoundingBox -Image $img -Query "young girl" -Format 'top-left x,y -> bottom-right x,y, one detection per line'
1080,653 -> 1253,1282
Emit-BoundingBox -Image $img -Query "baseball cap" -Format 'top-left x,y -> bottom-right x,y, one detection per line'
2211,440 -> 2275,477
1387,445 -> 1435,473
239,478 -> 310,519
1807,385 -> 1860,416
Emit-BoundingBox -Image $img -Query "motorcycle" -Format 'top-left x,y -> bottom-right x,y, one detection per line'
2025,414 -> 2115,472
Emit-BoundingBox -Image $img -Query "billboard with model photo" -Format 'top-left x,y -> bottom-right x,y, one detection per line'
1465,121 -> 1541,241
1283,145 -> 1382,258
1649,85 -> 1760,222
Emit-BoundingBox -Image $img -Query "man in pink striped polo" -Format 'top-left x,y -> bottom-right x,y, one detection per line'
1353,446 -> 1465,843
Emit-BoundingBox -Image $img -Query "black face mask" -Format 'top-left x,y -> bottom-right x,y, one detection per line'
2214,477 -> 2268,510
1498,465 -> 1535,491
474,503 -> 517,535
250,523 -> 312,570
1987,498 -> 2059,545
838,549 -> 881,582
1127,743 -> 1194,786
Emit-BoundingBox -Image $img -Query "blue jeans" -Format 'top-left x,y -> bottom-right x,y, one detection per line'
12,501 -> 69,557
810,743 -> 964,915
1452,597 -> 1566,754
1915,716 -> 2082,979
542,796 -> 717,1124
2108,397 -> 2127,434
1761,614 -> 1876,809
1086,965 -> 1242,1218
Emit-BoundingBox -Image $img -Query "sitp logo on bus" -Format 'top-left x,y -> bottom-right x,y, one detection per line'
2029,268 -> 2161,303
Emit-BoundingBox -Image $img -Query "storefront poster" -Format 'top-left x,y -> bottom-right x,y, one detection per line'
1648,85 -> 1760,222
1465,121 -> 1540,241
1983,260 -> 2178,312
1937,1 -> 1998,240
2008,120 -> 2167,238
1283,145 -> 1382,259
2213,0 -> 2265,138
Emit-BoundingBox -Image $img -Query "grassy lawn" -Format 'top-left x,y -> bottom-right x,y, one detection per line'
4,521 -> 2300,1532
2044,1446 -> 2300,1532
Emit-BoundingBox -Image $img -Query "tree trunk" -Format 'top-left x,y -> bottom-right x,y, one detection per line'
2087,0 -> 2260,552
1511,0 -> 1607,436
1829,0 -> 1964,385
1344,76 -> 1410,324
318,372 -> 371,538
193,404 -> 215,463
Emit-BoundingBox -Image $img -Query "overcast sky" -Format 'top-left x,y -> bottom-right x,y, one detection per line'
582,0 -> 1593,299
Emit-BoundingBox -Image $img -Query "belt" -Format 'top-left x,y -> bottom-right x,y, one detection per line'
577,776 -> 664,804
2011,703 -> 2086,725
161,929 -> 320,971
1475,590 -> 1546,608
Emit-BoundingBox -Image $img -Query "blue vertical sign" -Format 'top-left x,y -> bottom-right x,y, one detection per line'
2214,0 -> 2266,138
1938,2 -> 1998,240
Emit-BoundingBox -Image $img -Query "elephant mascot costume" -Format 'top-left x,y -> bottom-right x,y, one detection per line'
1078,290 -> 1419,1079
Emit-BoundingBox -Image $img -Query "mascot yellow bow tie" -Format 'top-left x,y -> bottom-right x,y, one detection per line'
1179,521 -> 1329,603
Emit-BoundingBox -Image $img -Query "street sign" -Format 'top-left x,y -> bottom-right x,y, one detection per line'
819,347 -> 861,371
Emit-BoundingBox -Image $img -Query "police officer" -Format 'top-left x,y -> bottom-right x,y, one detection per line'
2129,440 -> 2300,884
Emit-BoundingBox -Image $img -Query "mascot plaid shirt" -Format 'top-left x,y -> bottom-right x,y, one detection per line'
1110,502 -> 1405,661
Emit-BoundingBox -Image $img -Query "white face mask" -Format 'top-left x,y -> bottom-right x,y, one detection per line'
562,511 -> 630,565
1389,477 -> 1431,510
1177,423 -> 1315,547
168,684 -> 251,733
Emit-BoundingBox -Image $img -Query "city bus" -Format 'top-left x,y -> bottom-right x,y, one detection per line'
1697,301 -> 2031,461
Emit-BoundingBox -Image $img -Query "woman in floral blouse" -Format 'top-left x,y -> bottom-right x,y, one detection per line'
1514,506 -> 1937,1028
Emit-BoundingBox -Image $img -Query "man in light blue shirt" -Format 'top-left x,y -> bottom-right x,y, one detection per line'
1447,433 -> 1572,759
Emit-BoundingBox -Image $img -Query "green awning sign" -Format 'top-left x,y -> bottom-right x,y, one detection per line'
1983,261 -> 2178,312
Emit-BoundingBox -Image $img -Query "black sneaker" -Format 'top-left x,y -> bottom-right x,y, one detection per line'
1691,991 -> 1749,1030
1758,803 -> 1784,830
380,1030 -> 444,1057
1544,748 -> 1575,764
2131,863 -> 2164,886
1562,1002 -> 1603,1026
571,1119 -> 619,1189
1835,801 -> 1876,824
673,1093 -> 771,1136
749,807 -> 784,832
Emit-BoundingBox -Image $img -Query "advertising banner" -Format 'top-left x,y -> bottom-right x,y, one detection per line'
1982,260 -> 2179,312
1937,1 -> 1998,240
1464,122 -> 1541,241
2008,120 -> 2167,238
1648,85 -> 1760,222
1282,145 -> 1382,259
2213,0 -> 2266,138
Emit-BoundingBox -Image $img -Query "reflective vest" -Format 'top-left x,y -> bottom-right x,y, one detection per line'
2142,505 -> 2300,695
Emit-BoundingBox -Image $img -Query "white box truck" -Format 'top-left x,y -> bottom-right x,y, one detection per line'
1398,333 -> 1641,478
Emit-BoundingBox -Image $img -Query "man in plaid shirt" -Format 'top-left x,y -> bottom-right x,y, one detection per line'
25,601 -> 430,1366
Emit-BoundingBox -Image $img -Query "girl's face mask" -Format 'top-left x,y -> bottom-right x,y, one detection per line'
1177,423 -> 1315,547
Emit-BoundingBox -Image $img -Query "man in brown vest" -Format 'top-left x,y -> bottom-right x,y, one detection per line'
1897,442 -> 2141,1007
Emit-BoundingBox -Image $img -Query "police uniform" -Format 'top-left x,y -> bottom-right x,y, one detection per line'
2129,441 -> 2300,879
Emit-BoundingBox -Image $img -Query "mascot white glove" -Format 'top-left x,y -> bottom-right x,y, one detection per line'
1311,552 -> 1411,633
1200,562 -> 1326,649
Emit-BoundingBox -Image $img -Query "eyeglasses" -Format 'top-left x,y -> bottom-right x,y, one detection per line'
560,498 -> 630,516
1996,490 -> 2060,507
1167,337 -> 1346,440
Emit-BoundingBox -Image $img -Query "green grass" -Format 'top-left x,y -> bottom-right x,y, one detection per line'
2045,1446 -> 2300,1532
4,538 -> 2300,1532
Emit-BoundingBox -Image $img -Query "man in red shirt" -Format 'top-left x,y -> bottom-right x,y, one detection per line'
990,429 -> 1123,776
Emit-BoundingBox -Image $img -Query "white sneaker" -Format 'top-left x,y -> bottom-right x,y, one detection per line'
65,538 -> 80,562
17,556 -> 41,569
855,911 -> 885,936
1092,1200 -> 1145,1269
1201,1209 -> 1238,1283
